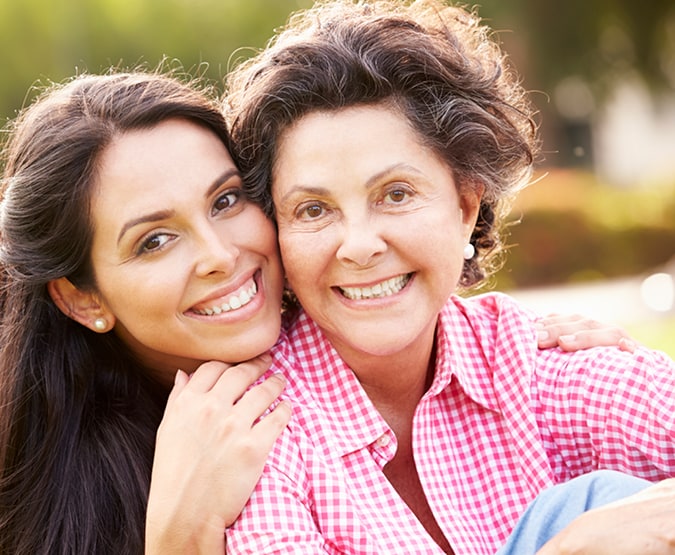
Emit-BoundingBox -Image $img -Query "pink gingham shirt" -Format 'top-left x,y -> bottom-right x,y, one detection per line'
227,292 -> 675,554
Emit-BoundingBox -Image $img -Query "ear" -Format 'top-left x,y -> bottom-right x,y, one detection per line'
47,277 -> 116,333
459,182 -> 485,240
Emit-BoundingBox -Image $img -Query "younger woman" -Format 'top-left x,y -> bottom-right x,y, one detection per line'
0,71 -> 289,554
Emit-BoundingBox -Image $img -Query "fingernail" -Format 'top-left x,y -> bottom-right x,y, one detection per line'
618,338 -> 637,353
537,330 -> 549,341
559,334 -> 576,344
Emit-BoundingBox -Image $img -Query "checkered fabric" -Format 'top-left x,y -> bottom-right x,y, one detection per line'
227,292 -> 675,554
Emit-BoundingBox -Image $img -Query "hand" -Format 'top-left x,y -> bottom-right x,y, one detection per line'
536,478 -> 675,555
536,313 -> 637,353
145,355 -> 291,555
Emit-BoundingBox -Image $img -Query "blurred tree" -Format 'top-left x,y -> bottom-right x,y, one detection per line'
478,0 -> 675,171
479,0 -> 675,94
0,0 -> 312,120
2,0 -> 673,122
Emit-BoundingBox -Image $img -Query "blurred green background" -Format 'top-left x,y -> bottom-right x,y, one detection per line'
1,0 -> 673,354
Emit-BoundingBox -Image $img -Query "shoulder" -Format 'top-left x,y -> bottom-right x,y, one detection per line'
441,292 -> 539,351
449,291 -> 538,320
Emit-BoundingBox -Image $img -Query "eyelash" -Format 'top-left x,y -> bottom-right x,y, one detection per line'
137,232 -> 174,255
381,185 -> 413,204
292,184 -> 414,221
296,201 -> 327,220
212,189 -> 242,216
135,188 -> 244,256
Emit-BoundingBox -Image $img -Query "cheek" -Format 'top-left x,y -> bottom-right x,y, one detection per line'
96,260 -> 185,324
278,231 -> 322,285
278,235 -> 302,283
240,209 -> 280,257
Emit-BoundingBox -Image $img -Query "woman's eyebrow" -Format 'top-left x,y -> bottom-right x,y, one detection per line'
116,209 -> 174,246
205,168 -> 241,197
116,168 -> 241,245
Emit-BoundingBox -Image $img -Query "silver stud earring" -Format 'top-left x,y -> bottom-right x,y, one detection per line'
94,317 -> 107,331
463,243 -> 475,260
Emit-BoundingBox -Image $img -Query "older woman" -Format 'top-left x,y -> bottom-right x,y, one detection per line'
224,1 -> 675,553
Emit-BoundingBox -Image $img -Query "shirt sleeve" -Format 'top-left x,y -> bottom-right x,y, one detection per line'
225,429 -> 336,554
532,344 -> 675,480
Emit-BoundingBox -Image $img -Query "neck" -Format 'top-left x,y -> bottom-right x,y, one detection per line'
335,328 -> 438,425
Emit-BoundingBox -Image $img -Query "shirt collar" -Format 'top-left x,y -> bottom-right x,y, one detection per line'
278,311 -> 390,456
430,296 -> 502,412
278,297 -> 506,456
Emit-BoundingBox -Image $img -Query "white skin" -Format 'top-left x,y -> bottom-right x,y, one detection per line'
47,118 -> 290,554
85,119 -> 284,377
273,103 -> 480,391
272,103 -> 667,554
536,479 -> 675,554
273,103 -> 483,551
42,111 -> 638,554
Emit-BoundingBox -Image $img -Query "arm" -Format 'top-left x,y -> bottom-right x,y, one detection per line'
145,355 -> 291,555
536,478 -> 675,555
536,313 -> 636,352
225,438 -> 335,554
534,344 -> 675,478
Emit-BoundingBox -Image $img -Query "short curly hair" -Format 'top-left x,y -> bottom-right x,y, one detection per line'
226,0 -> 538,288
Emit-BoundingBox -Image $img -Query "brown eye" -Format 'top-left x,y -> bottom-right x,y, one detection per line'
212,190 -> 240,214
388,189 -> 407,203
382,185 -> 413,205
138,233 -> 172,255
304,204 -> 323,218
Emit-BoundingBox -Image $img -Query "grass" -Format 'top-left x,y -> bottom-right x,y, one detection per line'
625,316 -> 675,358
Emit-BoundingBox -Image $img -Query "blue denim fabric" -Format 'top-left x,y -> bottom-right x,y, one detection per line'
496,470 -> 651,555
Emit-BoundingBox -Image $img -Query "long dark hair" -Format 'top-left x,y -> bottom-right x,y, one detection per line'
226,0 -> 539,289
0,70 -> 232,554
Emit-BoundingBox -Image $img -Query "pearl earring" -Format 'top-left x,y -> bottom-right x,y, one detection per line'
94,318 -> 107,331
463,243 -> 475,260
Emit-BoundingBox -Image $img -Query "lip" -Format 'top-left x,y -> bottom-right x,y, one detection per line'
187,270 -> 265,320
333,272 -> 414,302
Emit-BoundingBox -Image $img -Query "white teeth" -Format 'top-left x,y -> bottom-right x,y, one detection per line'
194,281 -> 257,315
340,274 -> 410,300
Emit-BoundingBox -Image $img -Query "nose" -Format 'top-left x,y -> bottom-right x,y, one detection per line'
193,222 -> 240,277
335,215 -> 386,267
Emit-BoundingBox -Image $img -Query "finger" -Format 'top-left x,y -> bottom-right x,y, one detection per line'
535,316 -> 591,349
211,353 -> 274,404
164,369 -> 190,407
535,324 -> 560,349
183,360 -> 232,392
618,337 -> 637,353
539,317 -> 605,336
557,329 -> 628,351
248,399 -> 292,450
231,373 -> 287,424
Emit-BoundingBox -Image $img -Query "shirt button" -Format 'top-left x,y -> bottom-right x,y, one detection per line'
376,434 -> 390,447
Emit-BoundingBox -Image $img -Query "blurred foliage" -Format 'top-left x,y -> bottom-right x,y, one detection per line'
478,0 -> 675,96
494,170 -> 675,290
0,0 -> 313,121
626,316 -> 675,358
1,0 -> 674,123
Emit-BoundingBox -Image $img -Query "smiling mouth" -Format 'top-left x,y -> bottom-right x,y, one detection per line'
193,280 -> 258,315
338,273 -> 412,300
